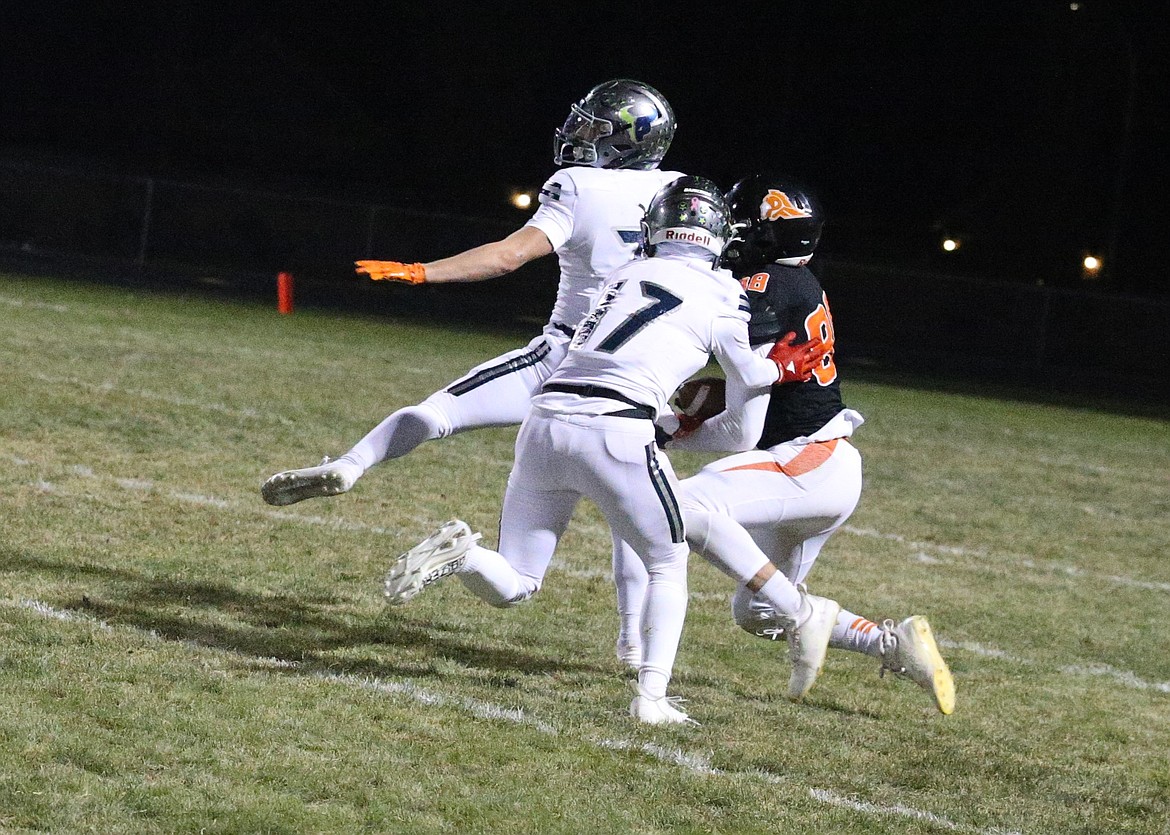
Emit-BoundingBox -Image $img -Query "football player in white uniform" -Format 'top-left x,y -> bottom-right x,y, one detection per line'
261,80 -> 689,506
613,174 -> 955,713
379,177 -> 831,725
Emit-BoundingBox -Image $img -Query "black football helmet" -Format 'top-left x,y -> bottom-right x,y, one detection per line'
641,175 -> 732,259
553,79 -> 676,170
723,174 -> 825,271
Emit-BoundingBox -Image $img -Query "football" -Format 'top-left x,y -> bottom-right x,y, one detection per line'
672,376 -> 726,421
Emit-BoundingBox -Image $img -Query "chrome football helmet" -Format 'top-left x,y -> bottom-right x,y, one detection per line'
641,175 -> 732,258
553,79 -> 676,170
723,173 -> 825,270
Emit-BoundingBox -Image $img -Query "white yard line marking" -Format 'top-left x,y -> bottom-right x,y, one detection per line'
936,639 -> 1170,695
0,294 -> 69,312
1058,664 -> 1170,694
938,640 -> 1018,661
810,788 -> 1022,834
25,372 -> 294,425
8,598 -> 1020,835
842,525 -> 1170,593
11,458 -> 1170,693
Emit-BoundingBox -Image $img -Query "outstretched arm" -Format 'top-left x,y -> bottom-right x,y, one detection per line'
356,225 -> 553,285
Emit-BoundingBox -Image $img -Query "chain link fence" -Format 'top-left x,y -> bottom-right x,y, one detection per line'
2,157 -> 1166,399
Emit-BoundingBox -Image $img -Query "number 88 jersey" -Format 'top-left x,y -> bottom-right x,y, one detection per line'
740,262 -> 847,447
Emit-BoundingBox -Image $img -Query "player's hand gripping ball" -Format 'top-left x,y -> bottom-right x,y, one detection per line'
672,377 -> 726,422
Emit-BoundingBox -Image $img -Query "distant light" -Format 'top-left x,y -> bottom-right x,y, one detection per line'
941,237 -> 960,252
1069,2 -> 1080,10
511,192 -> 533,210
1082,254 -> 1102,278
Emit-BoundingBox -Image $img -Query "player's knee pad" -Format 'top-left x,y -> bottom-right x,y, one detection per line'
645,543 -> 688,583
414,396 -> 457,439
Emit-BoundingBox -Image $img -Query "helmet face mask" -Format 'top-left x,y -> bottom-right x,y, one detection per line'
554,104 -> 614,166
641,175 -> 732,258
723,174 -> 825,271
554,79 -> 676,170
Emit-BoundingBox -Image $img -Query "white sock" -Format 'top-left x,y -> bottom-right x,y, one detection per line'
638,669 -> 670,701
345,403 -> 447,470
830,609 -> 884,657
456,545 -> 531,607
638,550 -> 689,699
755,571 -> 803,620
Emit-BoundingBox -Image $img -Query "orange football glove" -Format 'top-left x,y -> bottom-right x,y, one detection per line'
767,331 -> 827,384
354,260 -> 427,284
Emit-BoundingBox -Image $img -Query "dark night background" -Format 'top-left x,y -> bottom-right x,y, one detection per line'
1,1 -> 1167,294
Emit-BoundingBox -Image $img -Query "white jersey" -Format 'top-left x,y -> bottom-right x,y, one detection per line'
525,166 -> 683,331
536,248 -> 780,419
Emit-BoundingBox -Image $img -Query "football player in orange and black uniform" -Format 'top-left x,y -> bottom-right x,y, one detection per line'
615,174 -> 956,713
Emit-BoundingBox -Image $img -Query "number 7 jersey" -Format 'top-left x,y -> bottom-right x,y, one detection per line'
539,251 -> 780,418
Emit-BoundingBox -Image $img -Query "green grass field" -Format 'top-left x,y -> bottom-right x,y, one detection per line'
2,271 -> 1168,834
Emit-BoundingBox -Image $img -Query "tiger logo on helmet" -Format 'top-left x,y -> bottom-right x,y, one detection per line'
723,174 -> 825,271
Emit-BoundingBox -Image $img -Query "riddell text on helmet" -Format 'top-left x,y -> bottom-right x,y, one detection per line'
665,229 -> 712,246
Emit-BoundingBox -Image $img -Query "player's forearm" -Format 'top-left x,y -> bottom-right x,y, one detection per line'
422,243 -> 522,284
669,410 -> 749,452
424,227 -> 553,284
714,322 -> 781,389
356,227 -> 552,286
670,384 -> 767,452
739,355 -> 781,388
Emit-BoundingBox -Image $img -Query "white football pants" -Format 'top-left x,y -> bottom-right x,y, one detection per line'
458,407 -> 690,698
345,329 -> 570,470
615,437 -> 862,643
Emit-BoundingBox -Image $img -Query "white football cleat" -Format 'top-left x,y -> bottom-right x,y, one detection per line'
879,616 -> 956,715
629,685 -> 699,726
383,520 -> 481,606
261,456 -> 360,506
786,590 -> 841,700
